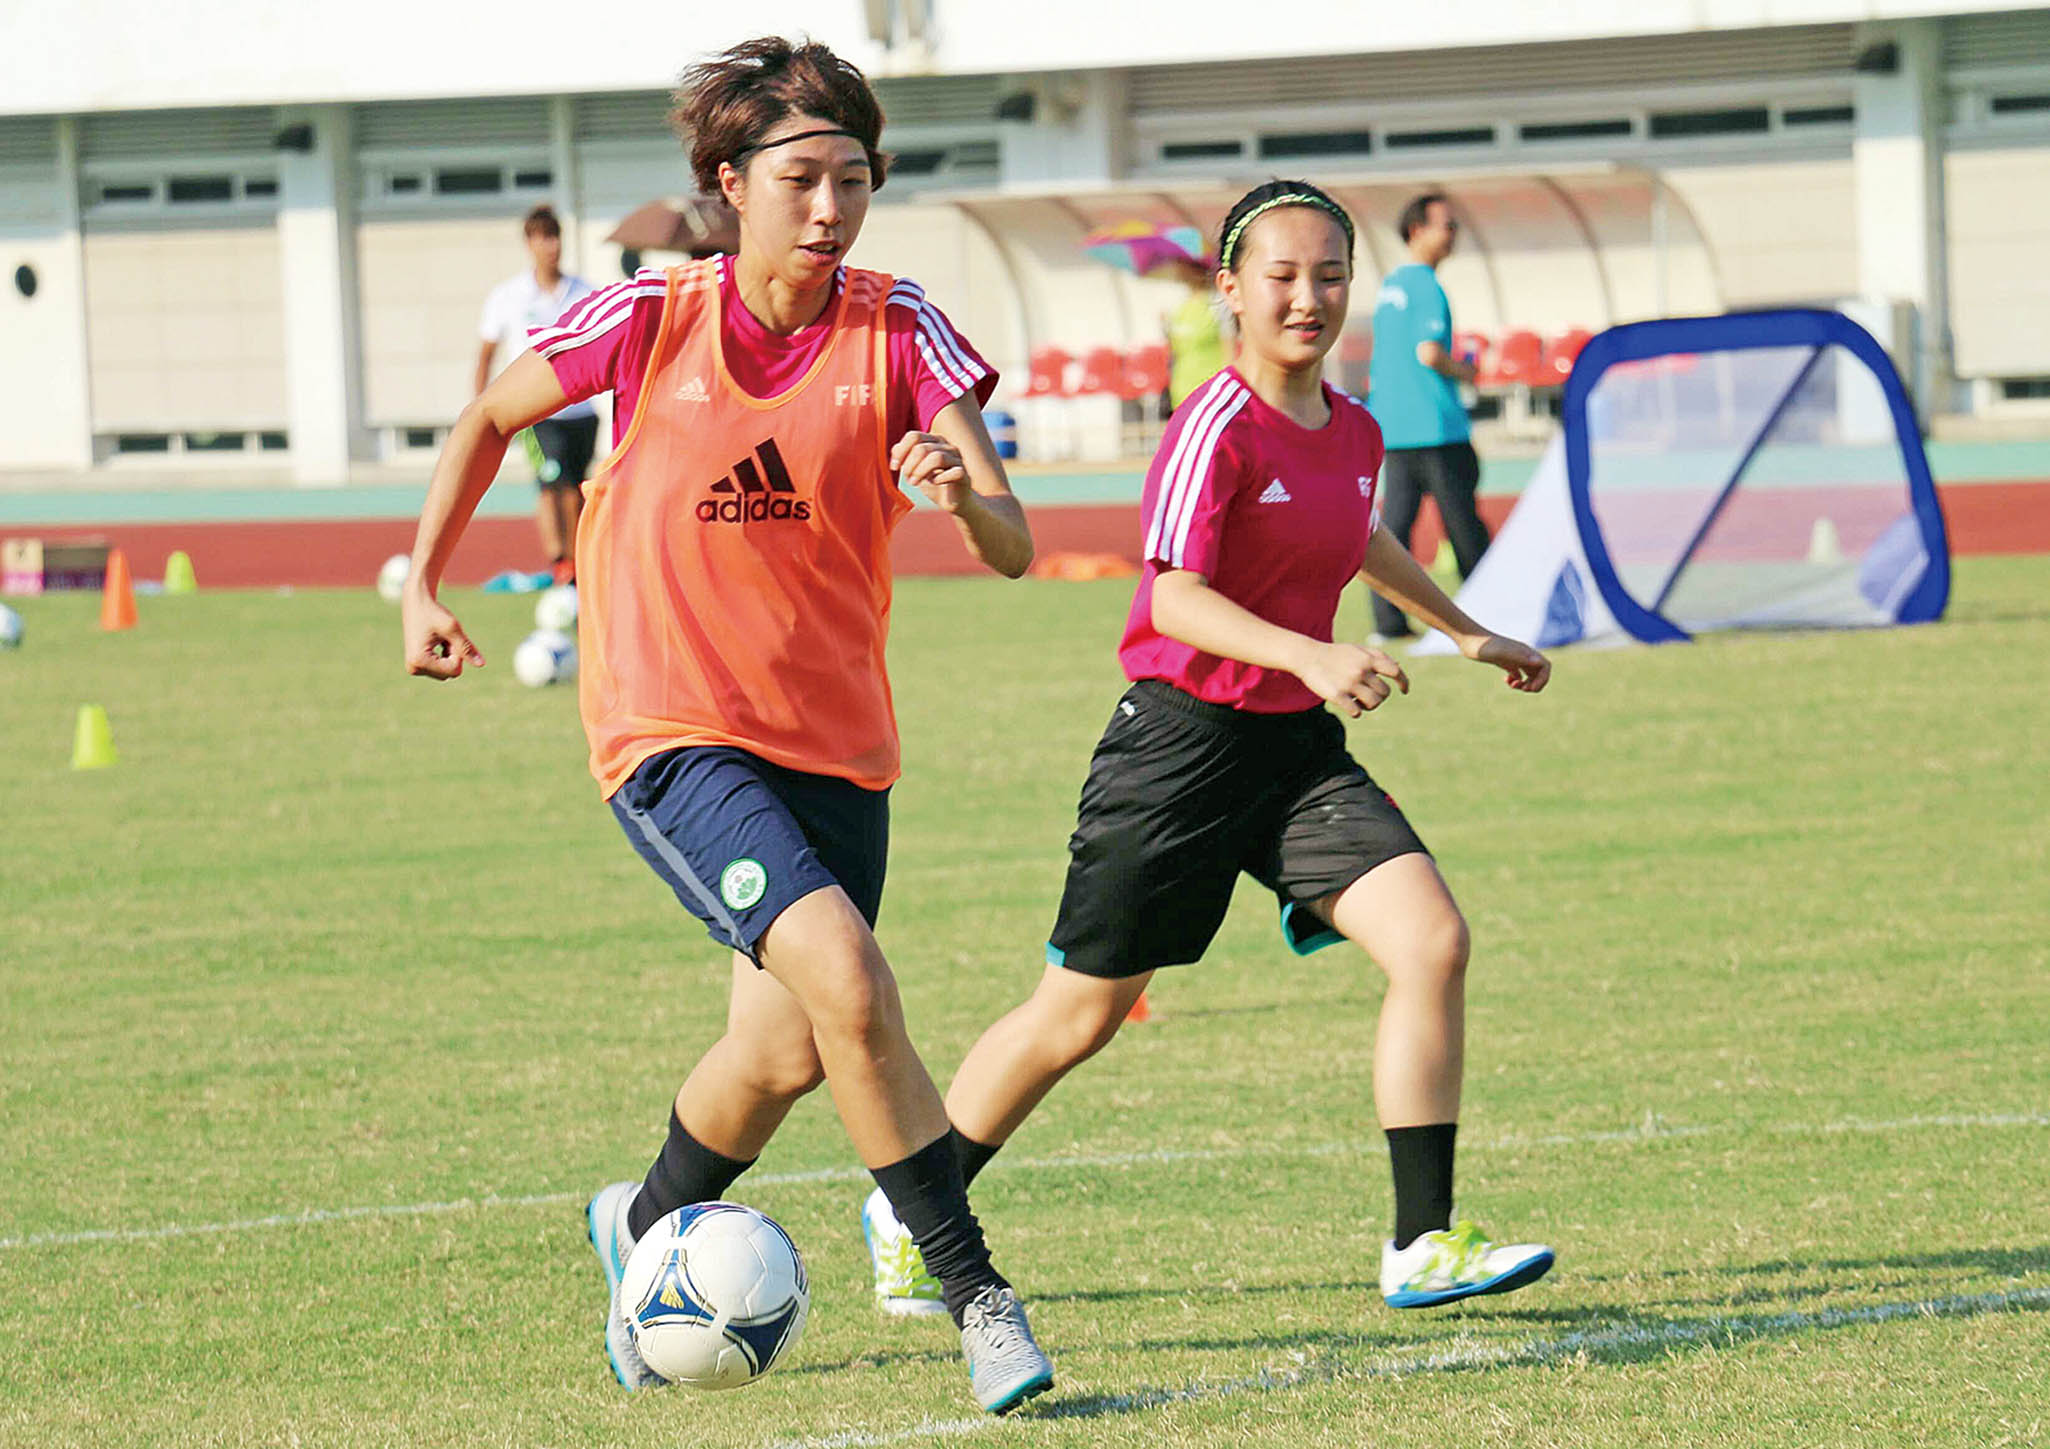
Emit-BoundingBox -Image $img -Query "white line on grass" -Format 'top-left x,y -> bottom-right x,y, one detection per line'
2,1111 -> 2042,1252
769,1283 -> 2050,1449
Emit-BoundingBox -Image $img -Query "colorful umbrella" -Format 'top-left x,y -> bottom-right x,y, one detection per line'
1081,221 -> 1209,276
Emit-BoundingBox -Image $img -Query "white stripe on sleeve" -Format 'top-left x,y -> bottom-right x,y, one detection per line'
531,283 -> 663,359
1147,377 -> 1248,566
1164,383 -> 1249,568
1144,377 -> 1235,561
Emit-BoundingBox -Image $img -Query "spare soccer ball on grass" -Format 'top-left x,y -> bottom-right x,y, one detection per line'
512,629 -> 576,687
376,553 -> 411,603
620,1202 -> 809,1389
0,603 -> 21,650
534,583 -> 578,633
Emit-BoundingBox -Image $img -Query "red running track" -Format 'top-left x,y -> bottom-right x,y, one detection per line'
8,481 -> 2046,589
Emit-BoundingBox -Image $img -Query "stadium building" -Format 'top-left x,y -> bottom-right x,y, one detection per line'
2,0 -> 2048,483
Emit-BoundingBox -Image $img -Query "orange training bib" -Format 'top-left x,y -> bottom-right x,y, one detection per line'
574,261 -> 908,797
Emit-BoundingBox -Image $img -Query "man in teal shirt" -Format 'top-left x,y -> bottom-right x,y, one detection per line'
1367,192 -> 1488,640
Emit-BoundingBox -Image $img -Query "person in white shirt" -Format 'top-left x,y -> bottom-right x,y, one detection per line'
476,205 -> 599,584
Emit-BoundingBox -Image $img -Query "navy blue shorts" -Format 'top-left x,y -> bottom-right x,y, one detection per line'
610,746 -> 890,962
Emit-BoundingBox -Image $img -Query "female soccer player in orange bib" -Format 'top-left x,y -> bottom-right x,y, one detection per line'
400,37 -> 1053,1415
864,181 -> 1559,1319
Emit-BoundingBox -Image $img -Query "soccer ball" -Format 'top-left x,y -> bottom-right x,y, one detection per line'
511,629 -> 576,687
619,1203 -> 809,1390
534,583 -> 578,633
376,553 -> 411,603
0,603 -> 20,649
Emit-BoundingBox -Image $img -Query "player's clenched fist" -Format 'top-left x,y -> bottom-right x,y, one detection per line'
1297,640 -> 1411,718
403,585 -> 485,681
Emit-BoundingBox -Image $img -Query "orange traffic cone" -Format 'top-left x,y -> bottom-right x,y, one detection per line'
100,548 -> 137,632
1126,990 -> 1152,1024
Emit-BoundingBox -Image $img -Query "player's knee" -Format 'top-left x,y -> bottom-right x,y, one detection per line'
748,1043 -> 827,1100
1041,992 -> 1129,1067
1423,909 -> 1471,987
806,953 -> 903,1050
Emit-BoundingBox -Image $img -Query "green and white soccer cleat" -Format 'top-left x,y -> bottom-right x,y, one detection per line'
959,1285 -> 1054,1414
586,1180 -> 663,1389
861,1186 -> 949,1316
1380,1217 -> 1555,1309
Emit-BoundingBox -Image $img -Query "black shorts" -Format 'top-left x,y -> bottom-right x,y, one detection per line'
532,415 -> 600,492
1046,680 -> 1428,979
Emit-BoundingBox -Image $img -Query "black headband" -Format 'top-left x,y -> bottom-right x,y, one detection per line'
731,127 -> 870,167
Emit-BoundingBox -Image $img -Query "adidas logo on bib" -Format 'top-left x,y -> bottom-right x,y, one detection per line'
1259,479 -> 1292,504
697,439 -> 814,523
673,375 -> 710,404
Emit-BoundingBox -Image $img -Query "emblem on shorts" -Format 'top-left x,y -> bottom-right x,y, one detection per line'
720,858 -> 768,911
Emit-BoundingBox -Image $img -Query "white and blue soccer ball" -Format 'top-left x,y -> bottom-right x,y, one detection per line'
620,1203 -> 810,1390
511,628 -> 576,687
0,603 -> 21,650
376,553 -> 411,603
534,583 -> 578,633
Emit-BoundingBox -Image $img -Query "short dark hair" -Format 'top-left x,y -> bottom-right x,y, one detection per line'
1397,192 -> 1450,242
671,36 -> 888,195
1216,179 -> 1356,272
522,205 -> 561,240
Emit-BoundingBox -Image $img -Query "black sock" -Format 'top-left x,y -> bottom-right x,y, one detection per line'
1386,1122 -> 1457,1250
871,1134 -> 1007,1324
628,1109 -> 757,1239
949,1126 -> 1002,1189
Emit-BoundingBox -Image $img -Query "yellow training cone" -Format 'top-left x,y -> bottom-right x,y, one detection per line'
163,550 -> 197,595
71,704 -> 117,770
1428,536 -> 1461,586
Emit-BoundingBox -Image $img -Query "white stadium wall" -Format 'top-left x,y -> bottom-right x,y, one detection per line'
82,222 -> 288,438
5,3 -> 2050,476
1946,144 -> 2050,379
1663,158 -> 1859,306
0,117 -> 93,468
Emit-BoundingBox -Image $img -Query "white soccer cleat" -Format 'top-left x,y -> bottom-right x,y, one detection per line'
586,1181 -> 664,1389
1380,1217 -> 1555,1309
959,1284 -> 1054,1414
862,1186 -> 948,1317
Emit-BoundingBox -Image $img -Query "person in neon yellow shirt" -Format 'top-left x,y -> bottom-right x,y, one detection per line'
1164,257 -> 1230,410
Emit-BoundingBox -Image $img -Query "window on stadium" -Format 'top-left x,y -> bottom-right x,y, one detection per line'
1383,126 -> 1496,149
1518,118 -> 1634,142
1781,105 -> 1853,127
1160,139 -> 1244,161
1258,129 -> 1374,159
1649,106 -> 1770,138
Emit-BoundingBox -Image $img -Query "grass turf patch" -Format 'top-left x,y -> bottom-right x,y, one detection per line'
0,559 -> 2044,1446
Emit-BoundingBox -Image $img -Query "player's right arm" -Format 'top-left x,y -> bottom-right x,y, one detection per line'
1150,569 -> 1408,719
403,351 -> 570,679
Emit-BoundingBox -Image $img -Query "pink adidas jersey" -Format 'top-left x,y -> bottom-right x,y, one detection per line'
1120,368 -> 1386,713
532,256 -> 995,445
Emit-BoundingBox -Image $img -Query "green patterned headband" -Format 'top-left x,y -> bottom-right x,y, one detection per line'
1219,192 -> 1356,270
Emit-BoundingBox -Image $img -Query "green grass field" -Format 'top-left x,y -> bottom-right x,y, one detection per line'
2,560 -> 2045,1448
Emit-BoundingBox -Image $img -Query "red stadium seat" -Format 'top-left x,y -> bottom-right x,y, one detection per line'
1076,346 -> 1125,396
1485,329 -> 1544,387
1121,344 -> 1169,401
1543,328 -> 1593,383
1452,329 -> 1491,374
1027,346 -> 1073,397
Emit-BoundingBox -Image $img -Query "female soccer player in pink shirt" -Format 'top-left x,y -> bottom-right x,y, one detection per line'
400,37 -> 1051,1414
864,180 -> 1559,1316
